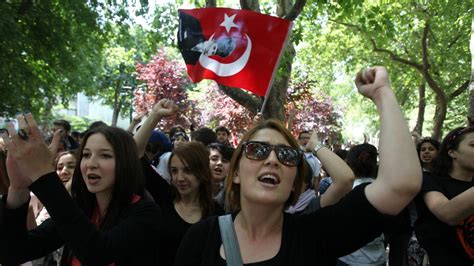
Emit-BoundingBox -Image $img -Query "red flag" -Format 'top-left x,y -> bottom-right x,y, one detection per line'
177,8 -> 292,97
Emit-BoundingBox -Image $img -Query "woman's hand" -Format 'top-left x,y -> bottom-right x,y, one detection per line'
2,113 -> 58,183
252,112 -> 264,125
305,129 -> 321,152
150,99 -> 179,118
355,66 -> 391,102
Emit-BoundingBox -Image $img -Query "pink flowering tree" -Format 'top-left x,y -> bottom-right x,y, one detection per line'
286,79 -> 341,139
201,79 -> 339,144
133,49 -> 339,141
133,49 -> 198,130
199,83 -> 254,144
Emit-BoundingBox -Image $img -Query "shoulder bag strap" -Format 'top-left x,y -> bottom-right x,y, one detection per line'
218,214 -> 244,266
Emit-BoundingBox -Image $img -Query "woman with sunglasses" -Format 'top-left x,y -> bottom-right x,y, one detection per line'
414,127 -> 474,265
175,66 -> 422,265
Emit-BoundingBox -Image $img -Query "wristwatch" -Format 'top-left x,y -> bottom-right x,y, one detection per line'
313,142 -> 325,155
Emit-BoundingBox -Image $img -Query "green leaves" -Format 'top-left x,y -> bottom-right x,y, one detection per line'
295,0 -> 471,138
0,0 -> 104,118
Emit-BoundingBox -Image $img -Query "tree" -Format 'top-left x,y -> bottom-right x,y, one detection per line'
286,78 -> 340,137
0,0 -> 106,118
95,46 -> 138,126
0,1 -> 150,121
190,77 -> 338,143
299,1 -> 471,139
196,83 -> 254,140
469,15 -> 474,127
134,49 -> 193,130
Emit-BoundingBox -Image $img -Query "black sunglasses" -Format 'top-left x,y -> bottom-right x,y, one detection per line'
242,141 -> 302,166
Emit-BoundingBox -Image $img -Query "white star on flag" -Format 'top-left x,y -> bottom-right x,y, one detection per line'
220,13 -> 238,33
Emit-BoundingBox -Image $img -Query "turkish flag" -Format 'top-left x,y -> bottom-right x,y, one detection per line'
177,8 -> 292,97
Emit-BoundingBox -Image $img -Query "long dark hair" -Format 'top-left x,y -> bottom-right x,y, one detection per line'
432,127 -> 474,177
71,126 -> 145,229
346,143 -> 378,178
0,147 -> 9,195
169,141 -> 214,217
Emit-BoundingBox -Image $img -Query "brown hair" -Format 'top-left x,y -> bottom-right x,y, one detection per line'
0,148 -> 9,195
224,119 -> 307,213
54,150 -> 77,168
169,141 -> 215,217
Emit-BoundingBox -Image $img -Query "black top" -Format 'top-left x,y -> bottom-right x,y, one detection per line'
414,172 -> 474,265
0,172 -> 162,266
141,157 -> 224,266
175,183 -> 388,266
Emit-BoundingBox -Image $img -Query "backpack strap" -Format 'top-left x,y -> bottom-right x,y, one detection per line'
218,214 -> 244,266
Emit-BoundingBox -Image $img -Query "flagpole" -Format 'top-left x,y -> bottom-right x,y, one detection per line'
259,21 -> 294,115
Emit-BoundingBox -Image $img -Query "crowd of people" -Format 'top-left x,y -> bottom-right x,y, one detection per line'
0,67 -> 472,266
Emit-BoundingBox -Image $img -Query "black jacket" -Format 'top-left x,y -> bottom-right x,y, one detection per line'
0,173 -> 162,265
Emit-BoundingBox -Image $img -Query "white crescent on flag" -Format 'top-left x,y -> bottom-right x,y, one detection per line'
198,34 -> 252,77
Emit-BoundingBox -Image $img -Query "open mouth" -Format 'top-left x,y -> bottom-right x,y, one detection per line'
258,174 -> 280,186
88,174 -> 101,180
213,168 -> 223,176
60,176 -> 71,182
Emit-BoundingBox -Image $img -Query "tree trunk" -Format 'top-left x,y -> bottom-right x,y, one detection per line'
469,82 -> 474,127
211,0 -> 305,121
469,15 -> 474,126
111,81 -> 122,127
431,95 -> 447,141
261,43 -> 295,120
413,81 -> 426,134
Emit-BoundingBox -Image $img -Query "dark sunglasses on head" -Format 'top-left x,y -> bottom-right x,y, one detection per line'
242,141 -> 302,166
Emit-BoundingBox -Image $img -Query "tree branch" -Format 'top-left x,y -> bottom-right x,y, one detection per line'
329,19 -> 363,31
417,22 -> 447,103
284,0 -> 307,21
330,19 -> 423,70
205,0 -> 216,7
447,33 -> 462,49
218,84 -> 262,114
449,80 -> 470,99
370,39 -> 423,70
240,0 -> 250,10
421,23 -> 430,70
240,0 -> 259,12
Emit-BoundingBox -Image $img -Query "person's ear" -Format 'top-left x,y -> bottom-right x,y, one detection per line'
448,149 -> 457,159
233,170 -> 240,184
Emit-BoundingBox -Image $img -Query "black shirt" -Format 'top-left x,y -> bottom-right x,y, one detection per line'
175,183 -> 387,266
141,157 -> 224,266
0,173 -> 162,266
414,172 -> 474,265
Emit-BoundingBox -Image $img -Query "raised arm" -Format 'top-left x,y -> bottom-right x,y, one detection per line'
252,112 -> 264,126
423,187 -> 474,226
306,131 -> 355,208
133,99 -> 179,158
1,113 -> 163,265
359,67 -> 422,215
1,114 -> 60,209
126,113 -> 144,133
